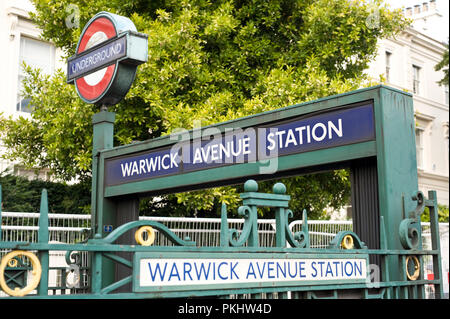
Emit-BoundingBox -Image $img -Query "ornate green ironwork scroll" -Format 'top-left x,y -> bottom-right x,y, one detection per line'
220,180 -> 309,249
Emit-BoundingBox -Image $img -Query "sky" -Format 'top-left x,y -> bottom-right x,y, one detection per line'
384,0 -> 449,43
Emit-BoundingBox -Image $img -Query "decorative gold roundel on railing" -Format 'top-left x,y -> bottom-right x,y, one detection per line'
7,258 -> 18,268
341,234 -> 354,249
135,226 -> 156,246
406,255 -> 420,281
0,250 -> 42,297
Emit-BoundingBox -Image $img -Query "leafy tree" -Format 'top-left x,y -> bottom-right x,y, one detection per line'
435,42 -> 449,86
0,172 -> 91,214
0,0 -> 408,218
422,204 -> 449,223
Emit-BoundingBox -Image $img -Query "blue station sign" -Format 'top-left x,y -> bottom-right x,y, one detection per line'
104,103 -> 375,186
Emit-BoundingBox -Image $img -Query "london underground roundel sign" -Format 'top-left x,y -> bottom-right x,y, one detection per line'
67,12 -> 148,106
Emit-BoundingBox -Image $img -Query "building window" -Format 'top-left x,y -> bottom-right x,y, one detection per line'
412,65 -> 421,94
445,84 -> 449,105
444,122 -> 449,169
385,51 -> 392,83
16,36 -> 55,113
415,127 -> 424,169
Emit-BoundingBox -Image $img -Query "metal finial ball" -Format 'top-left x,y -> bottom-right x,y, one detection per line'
273,182 -> 286,194
244,179 -> 258,192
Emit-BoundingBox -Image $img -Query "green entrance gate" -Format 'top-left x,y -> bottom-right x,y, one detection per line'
0,85 -> 444,299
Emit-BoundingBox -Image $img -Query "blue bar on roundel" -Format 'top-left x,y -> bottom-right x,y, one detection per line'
68,36 -> 127,81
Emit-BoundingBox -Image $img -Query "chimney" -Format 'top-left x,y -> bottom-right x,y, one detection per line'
430,0 -> 437,11
414,4 -> 421,14
406,7 -> 413,16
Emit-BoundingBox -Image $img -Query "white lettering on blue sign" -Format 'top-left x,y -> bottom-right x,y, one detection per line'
68,36 -> 127,81
104,104 -> 375,186
120,152 -> 179,178
139,258 -> 367,287
266,119 -> 343,151
191,136 -> 252,164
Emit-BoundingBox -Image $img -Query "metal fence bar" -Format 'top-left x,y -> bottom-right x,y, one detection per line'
0,212 -> 447,247
1,212 -> 448,298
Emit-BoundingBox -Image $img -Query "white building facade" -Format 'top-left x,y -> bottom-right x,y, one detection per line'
0,0 -> 64,179
366,0 -> 449,206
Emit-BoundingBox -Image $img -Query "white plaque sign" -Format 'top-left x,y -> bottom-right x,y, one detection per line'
137,257 -> 367,289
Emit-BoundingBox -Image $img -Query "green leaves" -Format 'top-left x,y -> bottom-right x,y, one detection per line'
203,1 -> 238,38
435,43 -> 449,86
176,186 -> 241,216
421,204 -> 449,223
0,67 -> 94,181
0,173 -> 91,214
0,0 -> 408,216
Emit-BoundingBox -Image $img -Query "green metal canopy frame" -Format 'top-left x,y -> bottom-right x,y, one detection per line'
0,85 -> 444,299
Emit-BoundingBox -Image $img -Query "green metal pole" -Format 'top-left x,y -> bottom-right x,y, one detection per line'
91,109 -> 116,293
0,184 -> 2,242
37,189 -> 49,296
91,109 -> 116,236
275,207 -> 286,248
428,190 -> 444,298
91,242 -> 103,294
375,88 -> 419,283
220,203 -> 229,247
248,205 -> 259,247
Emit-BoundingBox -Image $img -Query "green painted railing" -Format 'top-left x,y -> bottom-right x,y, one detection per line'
0,180 -> 444,299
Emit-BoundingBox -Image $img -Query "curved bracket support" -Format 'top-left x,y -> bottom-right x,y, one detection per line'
229,205 -> 253,247
285,209 -> 309,248
65,250 -> 82,266
220,203 -> 259,247
221,180 -> 309,248
399,191 -> 426,250
409,191 -> 426,219
399,218 -> 421,250
89,220 -> 196,247
328,231 -> 367,249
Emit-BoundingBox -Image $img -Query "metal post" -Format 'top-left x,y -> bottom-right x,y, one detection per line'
374,88 -> 419,282
91,108 -> 115,236
0,184 -> 2,242
275,207 -> 287,247
91,108 -> 116,292
428,190 -> 444,298
37,189 -> 49,296
247,205 -> 259,247
220,203 -> 229,247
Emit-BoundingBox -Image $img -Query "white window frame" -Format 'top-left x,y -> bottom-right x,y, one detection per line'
16,35 -> 56,113
414,113 -> 434,172
443,122 -> 449,175
445,84 -> 449,105
415,126 -> 425,170
412,64 -> 421,95
385,51 -> 392,83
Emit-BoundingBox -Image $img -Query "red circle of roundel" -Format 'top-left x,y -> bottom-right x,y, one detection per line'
75,17 -> 117,102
